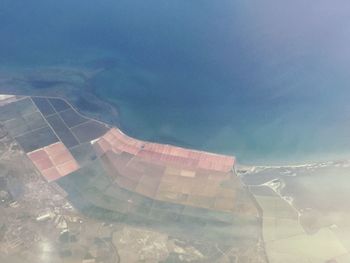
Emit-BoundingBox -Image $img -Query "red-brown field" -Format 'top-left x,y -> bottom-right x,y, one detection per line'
93,128 -> 257,215
28,142 -> 80,181
97,128 -> 235,173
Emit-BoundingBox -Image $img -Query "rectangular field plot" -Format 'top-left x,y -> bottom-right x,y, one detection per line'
3,118 -> 28,137
24,111 -> 48,130
46,114 -> 79,148
15,126 -> 59,152
32,97 -> 56,116
59,108 -> 88,128
14,98 -> 37,115
48,98 -> 70,112
0,102 -> 20,121
71,120 -> 109,143
0,98 -> 36,121
4,112 -> 47,137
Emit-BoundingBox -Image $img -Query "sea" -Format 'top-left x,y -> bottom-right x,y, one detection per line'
1,0 -> 350,165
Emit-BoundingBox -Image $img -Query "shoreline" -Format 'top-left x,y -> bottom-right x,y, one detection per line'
8,92 -> 349,170
1,93 -> 237,172
0,65 -> 349,167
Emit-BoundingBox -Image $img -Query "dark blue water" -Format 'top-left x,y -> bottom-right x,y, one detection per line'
1,0 -> 350,164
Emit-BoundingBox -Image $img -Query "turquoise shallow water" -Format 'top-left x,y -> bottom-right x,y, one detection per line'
1,0 -> 350,164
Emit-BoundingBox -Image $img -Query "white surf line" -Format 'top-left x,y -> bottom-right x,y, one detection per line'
237,160 -> 339,173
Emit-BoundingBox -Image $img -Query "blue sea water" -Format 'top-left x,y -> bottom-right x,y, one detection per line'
1,0 -> 350,164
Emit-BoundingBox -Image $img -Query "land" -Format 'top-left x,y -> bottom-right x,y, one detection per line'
239,162 -> 350,263
1,67 -> 349,263
0,95 -> 266,262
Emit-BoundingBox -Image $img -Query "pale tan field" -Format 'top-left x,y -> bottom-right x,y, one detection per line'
255,193 -> 350,262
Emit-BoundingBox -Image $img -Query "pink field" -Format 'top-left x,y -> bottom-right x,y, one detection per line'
28,142 -> 80,182
96,128 -> 235,172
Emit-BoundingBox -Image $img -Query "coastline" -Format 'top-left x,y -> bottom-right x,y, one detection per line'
2,89 -> 349,263
1,65 -> 350,166
41,94 -> 237,172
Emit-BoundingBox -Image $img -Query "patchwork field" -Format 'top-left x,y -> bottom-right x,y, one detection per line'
0,94 -> 267,262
